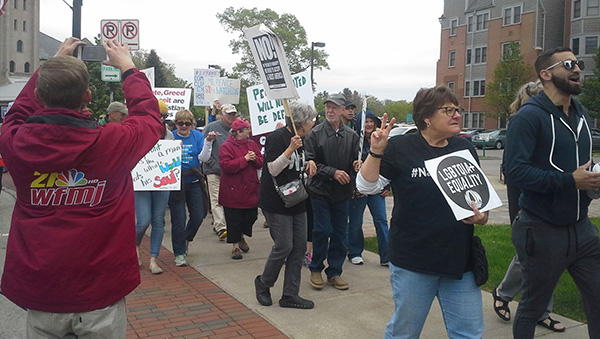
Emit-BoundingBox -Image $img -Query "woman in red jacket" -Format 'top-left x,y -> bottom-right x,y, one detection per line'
219,120 -> 264,259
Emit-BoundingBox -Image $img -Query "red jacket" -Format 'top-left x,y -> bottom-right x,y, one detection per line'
0,69 -> 163,312
218,135 -> 263,209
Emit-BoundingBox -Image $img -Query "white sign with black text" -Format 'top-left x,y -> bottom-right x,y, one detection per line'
424,149 -> 502,221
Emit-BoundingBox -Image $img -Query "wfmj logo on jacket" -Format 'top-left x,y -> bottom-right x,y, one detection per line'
436,156 -> 489,210
30,169 -> 106,207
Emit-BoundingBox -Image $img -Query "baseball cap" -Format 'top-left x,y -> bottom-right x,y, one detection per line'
231,120 -> 251,131
222,104 -> 238,114
324,94 -> 346,107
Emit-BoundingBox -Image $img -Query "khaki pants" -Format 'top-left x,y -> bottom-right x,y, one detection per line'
26,299 -> 126,339
207,174 -> 227,232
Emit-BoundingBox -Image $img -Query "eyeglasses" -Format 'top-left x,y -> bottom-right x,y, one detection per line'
176,121 -> 193,127
545,59 -> 585,71
437,106 -> 464,116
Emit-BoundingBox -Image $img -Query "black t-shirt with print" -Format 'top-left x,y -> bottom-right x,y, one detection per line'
380,132 -> 478,279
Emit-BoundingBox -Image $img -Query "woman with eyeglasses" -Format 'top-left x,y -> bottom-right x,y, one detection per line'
218,120 -> 264,260
134,100 -> 174,274
357,86 -> 489,338
168,109 -> 207,267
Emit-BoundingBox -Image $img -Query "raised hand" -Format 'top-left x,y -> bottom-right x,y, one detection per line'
370,113 -> 396,154
102,39 -> 135,73
55,37 -> 86,57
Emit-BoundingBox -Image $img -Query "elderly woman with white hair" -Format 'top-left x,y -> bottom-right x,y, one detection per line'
254,102 -> 318,309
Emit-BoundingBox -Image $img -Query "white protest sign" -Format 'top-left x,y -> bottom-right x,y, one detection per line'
244,24 -> 298,100
140,67 -> 155,88
152,88 -> 192,119
193,68 -> 221,106
132,140 -> 182,191
204,77 -> 241,105
246,70 -> 314,136
424,149 -> 502,221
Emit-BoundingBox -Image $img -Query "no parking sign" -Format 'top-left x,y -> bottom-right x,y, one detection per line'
101,19 -> 139,50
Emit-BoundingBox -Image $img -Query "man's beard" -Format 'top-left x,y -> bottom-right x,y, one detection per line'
552,74 -> 582,95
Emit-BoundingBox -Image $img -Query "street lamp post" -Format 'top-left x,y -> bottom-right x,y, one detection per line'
311,42 -> 325,88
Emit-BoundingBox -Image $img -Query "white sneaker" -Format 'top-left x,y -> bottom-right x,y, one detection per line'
350,257 -> 364,265
174,254 -> 187,267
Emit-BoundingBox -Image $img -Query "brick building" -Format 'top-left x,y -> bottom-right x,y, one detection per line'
437,0 -> 599,130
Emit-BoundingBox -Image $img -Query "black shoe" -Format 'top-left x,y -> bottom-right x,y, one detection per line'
279,295 -> 314,309
255,275 -> 272,306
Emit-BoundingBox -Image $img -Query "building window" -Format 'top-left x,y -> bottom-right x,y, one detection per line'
574,0 -> 582,18
589,0 -> 599,15
449,50 -> 456,67
10,61 -> 15,73
466,46 -> 487,65
465,80 -> 486,97
448,82 -> 455,92
23,20 -> 26,32
463,111 -> 485,129
450,18 -> 458,36
13,0 -> 17,9
17,40 -> 23,52
585,36 -> 598,54
476,12 -> 489,31
504,5 -> 522,25
24,62 -> 30,73
467,16 -> 473,32
13,19 -> 17,30
23,0 -> 25,10
572,37 -> 580,55
501,41 -> 521,59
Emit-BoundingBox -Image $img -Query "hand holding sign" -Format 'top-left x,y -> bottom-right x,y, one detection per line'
461,201 -> 489,225
103,39 -> 135,73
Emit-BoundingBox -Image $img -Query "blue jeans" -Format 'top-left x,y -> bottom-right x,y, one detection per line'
308,198 -> 349,278
385,264 -> 483,339
168,182 -> 205,256
135,191 -> 170,257
348,194 -> 389,263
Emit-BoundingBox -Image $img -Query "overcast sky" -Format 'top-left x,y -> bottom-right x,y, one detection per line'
40,0 -> 444,102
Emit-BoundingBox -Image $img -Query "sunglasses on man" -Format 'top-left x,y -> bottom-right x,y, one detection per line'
176,121 -> 193,127
545,59 -> 585,71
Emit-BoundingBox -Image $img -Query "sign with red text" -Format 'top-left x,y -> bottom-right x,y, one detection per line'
152,87 -> 192,119
100,19 -> 139,50
132,140 -> 182,191
203,77 -> 241,105
193,68 -> 221,106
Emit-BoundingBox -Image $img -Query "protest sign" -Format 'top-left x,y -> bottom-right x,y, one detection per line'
424,149 -> 502,221
152,88 -> 191,119
246,70 -> 314,136
204,77 -> 241,105
193,68 -> 221,106
244,24 -> 298,101
132,140 -> 182,191
140,67 -> 155,88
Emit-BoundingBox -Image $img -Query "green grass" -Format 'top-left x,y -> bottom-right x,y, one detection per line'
364,218 -> 600,322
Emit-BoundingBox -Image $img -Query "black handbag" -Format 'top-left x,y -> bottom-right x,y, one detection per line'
272,174 -> 308,208
472,235 -> 489,286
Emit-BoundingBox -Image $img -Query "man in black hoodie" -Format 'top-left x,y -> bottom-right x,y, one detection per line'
505,47 -> 600,338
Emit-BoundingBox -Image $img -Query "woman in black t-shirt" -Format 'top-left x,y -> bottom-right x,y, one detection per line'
357,86 -> 489,338
255,102 -> 317,309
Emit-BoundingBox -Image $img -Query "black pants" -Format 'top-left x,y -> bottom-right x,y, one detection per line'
224,207 -> 257,243
512,210 -> 600,338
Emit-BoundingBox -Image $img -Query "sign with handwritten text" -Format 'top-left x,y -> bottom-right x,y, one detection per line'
132,140 -> 182,191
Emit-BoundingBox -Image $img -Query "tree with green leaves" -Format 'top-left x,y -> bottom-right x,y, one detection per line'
485,42 -> 532,121
145,49 -> 168,87
216,7 -> 329,86
580,47 -> 600,118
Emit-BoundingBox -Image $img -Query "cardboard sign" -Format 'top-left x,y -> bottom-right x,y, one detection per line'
140,67 -> 155,88
246,70 -> 314,136
152,88 -> 192,119
132,140 -> 182,191
244,24 -> 298,100
203,77 -> 241,105
193,68 -> 221,106
424,149 -> 502,220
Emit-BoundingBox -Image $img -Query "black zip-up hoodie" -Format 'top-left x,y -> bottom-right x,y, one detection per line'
504,91 -> 593,226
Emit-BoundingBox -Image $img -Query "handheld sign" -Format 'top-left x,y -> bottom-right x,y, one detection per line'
357,95 -> 367,162
244,24 -> 299,101
193,68 -> 221,106
132,140 -> 182,191
424,149 -> 502,221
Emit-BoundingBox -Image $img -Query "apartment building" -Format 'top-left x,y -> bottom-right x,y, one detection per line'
437,0 -> 598,130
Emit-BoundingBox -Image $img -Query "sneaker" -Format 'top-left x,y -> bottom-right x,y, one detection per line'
279,295 -> 314,309
174,254 -> 187,267
217,229 -> 227,241
309,271 -> 324,290
254,275 -> 272,306
239,238 -> 250,253
327,276 -> 349,290
350,257 -> 364,265
149,260 -> 163,274
231,248 -> 242,260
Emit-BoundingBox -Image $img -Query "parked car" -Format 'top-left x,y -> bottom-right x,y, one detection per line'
592,129 -> 600,150
388,124 -> 418,139
472,129 -> 507,149
458,130 -> 480,143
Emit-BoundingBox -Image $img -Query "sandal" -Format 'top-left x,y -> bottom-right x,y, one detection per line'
492,288 -> 511,321
537,317 -> 565,332
278,295 -> 314,309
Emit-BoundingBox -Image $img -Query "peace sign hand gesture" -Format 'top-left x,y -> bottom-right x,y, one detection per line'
370,113 -> 396,154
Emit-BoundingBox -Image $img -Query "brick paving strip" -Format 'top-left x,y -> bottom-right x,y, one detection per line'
127,237 -> 288,339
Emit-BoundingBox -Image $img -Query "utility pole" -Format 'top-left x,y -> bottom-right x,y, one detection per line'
72,0 -> 82,38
